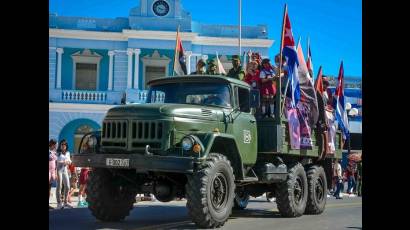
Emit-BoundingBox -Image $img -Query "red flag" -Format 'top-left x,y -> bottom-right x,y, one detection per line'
315,66 -> 324,94
173,27 -> 187,76
335,61 -> 344,98
283,11 -> 296,48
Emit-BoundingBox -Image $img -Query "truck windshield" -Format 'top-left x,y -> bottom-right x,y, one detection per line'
147,82 -> 231,108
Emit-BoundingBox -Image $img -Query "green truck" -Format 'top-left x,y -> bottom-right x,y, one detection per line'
72,75 -> 342,228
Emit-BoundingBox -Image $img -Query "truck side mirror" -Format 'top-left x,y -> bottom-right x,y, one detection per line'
249,89 -> 260,110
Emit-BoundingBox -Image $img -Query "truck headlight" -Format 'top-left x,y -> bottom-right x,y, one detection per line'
182,136 -> 194,151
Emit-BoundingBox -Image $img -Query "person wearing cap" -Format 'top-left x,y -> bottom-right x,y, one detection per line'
259,58 -> 277,118
191,59 -> 206,75
206,59 -> 218,75
227,55 -> 245,80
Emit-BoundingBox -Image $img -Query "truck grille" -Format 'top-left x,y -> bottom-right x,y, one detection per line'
102,119 -> 163,150
130,120 -> 163,149
102,120 -> 128,148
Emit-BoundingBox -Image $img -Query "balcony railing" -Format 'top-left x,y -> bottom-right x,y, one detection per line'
62,90 -> 107,103
50,89 -> 152,105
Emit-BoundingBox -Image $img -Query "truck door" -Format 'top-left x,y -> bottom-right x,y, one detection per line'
231,86 -> 258,165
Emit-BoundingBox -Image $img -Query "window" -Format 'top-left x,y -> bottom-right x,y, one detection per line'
145,66 -> 166,88
75,63 -> 97,90
147,82 -> 231,108
237,87 -> 250,113
71,49 -> 102,90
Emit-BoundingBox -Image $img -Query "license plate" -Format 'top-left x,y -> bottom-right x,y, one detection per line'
106,158 -> 130,167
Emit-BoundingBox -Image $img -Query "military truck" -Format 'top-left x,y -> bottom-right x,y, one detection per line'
72,75 -> 342,228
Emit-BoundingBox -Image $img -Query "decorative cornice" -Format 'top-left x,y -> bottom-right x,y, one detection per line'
49,103 -> 115,114
49,28 -> 274,48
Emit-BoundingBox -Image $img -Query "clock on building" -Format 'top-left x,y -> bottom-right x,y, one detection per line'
153,0 -> 170,16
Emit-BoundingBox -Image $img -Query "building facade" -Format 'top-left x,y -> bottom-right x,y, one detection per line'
49,0 -> 274,153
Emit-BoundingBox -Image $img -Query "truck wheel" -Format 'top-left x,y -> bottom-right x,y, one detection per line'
276,163 -> 308,217
233,189 -> 250,210
305,165 -> 327,214
185,153 -> 235,228
86,168 -> 136,221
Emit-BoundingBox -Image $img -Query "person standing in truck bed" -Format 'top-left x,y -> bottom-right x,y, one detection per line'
227,55 -> 245,80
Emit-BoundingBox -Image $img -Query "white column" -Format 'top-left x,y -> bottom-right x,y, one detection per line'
134,49 -> 141,89
108,51 -> 115,90
185,51 -> 192,75
127,48 -> 134,89
56,48 -> 64,89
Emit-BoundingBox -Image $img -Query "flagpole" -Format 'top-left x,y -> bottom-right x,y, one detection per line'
172,25 -> 180,77
239,0 -> 242,55
276,4 -> 287,124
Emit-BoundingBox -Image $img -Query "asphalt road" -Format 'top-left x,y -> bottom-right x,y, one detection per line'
49,196 -> 362,230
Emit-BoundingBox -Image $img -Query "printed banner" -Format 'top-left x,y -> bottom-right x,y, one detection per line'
287,107 -> 301,149
297,102 -> 313,149
326,110 -> 336,153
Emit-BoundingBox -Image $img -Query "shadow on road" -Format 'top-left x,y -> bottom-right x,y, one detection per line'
50,203 -> 284,230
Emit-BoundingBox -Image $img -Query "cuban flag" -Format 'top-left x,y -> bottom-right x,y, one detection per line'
173,27 -> 187,76
334,61 -> 349,140
282,11 -> 300,108
306,38 -> 314,77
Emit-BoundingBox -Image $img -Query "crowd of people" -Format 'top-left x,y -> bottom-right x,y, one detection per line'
49,139 -> 91,209
191,52 -> 289,118
332,158 -> 362,199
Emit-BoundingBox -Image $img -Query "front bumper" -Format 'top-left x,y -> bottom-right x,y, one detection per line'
72,153 -> 197,173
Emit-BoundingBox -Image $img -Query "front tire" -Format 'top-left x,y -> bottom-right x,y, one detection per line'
86,169 -> 136,221
305,165 -> 327,214
276,163 -> 308,217
185,153 -> 235,228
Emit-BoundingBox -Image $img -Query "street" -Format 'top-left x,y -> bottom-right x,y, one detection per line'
49,195 -> 362,230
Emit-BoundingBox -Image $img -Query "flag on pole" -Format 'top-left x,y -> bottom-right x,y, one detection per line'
306,37 -> 314,77
334,61 -> 349,140
215,52 -> 227,75
282,10 -> 300,108
296,39 -> 319,125
315,66 -> 324,94
173,26 -> 187,76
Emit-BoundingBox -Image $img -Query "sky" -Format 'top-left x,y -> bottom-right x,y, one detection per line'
49,0 -> 362,78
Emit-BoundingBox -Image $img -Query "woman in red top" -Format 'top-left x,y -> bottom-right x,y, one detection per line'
259,59 -> 277,118
244,61 -> 261,89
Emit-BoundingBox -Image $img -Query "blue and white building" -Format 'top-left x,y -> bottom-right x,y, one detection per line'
49,0 -> 274,152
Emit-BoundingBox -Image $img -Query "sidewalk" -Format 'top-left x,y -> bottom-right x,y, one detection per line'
49,188 -> 164,209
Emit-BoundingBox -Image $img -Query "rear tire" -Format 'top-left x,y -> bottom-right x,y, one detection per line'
305,165 -> 327,214
86,169 -> 136,221
276,163 -> 308,217
185,153 -> 235,228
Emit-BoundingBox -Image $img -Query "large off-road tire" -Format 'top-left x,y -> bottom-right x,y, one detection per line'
185,153 -> 235,228
276,163 -> 308,217
305,165 -> 327,214
86,168 -> 136,221
233,189 -> 250,210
